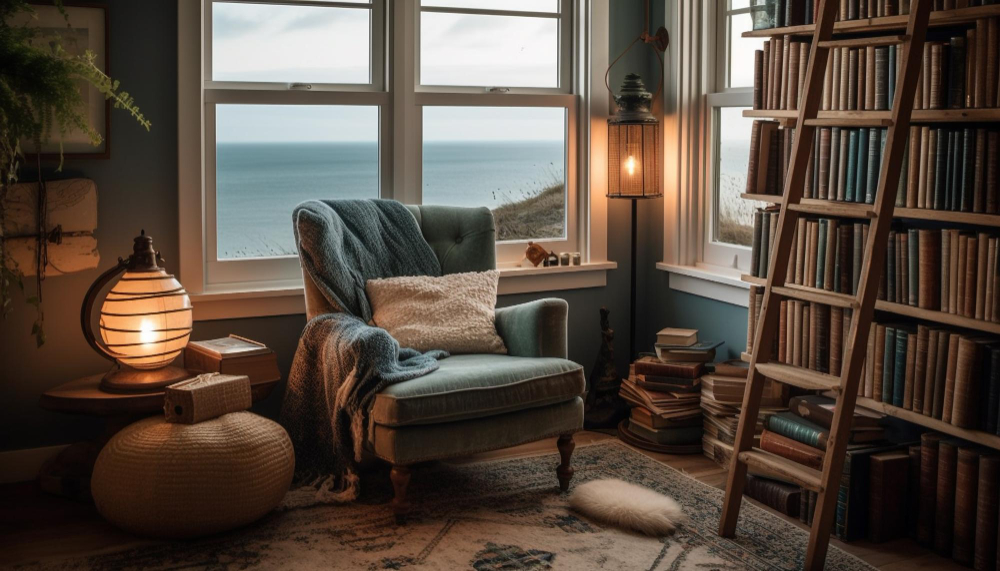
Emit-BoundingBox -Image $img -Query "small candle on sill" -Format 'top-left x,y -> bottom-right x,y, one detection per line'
571,253 -> 581,266
559,252 -> 570,266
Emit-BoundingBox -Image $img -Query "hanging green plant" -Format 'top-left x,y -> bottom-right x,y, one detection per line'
0,0 -> 150,347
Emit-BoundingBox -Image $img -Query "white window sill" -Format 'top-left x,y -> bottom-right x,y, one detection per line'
189,261 -> 618,321
656,262 -> 750,308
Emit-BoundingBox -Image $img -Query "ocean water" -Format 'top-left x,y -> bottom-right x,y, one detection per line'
216,141 -> 563,259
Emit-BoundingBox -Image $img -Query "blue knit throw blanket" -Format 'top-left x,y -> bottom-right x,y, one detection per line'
281,199 -> 447,501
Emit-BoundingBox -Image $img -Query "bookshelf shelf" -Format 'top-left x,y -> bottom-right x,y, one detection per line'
741,4 -> 1000,38
740,194 -> 1000,228
743,108 -> 1000,123
855,397 -> 1000,451
741,274 -> 1000,336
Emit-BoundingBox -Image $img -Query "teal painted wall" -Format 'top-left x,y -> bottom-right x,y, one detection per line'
0,0 -> 747,453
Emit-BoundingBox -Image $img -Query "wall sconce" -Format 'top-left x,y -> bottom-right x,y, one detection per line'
80,231 -> 192,392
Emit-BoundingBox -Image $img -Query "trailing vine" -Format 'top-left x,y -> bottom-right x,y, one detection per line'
0,0 -> 150,346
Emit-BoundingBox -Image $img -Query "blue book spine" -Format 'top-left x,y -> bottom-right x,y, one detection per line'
893,329 -> 908,407
846,129 -> 859,203
856,128 -> 870,204
882,327 -> 896,404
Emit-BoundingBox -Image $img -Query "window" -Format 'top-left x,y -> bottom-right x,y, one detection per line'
180,0 -> 603,306
704,0 -> 766,271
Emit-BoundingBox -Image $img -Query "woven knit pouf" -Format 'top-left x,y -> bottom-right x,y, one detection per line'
92,411 -> 294,539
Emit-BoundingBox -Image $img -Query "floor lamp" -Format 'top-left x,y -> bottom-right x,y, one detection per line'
607,72 -> 663,359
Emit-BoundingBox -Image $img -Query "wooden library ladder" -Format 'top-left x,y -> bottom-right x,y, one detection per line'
717,0 -> 934,569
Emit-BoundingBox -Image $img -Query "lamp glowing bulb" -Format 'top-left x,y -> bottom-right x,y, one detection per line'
625,155 -> 636,176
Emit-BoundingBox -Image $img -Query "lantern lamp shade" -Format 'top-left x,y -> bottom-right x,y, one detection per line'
99,269 -> 193,370
608,120 -> 662,199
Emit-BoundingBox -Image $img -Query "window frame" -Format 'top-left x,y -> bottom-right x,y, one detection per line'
178,0 -> 612,318
703,0 -> 756,273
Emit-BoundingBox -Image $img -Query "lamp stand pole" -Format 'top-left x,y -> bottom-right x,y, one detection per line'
630,198 -> 638,362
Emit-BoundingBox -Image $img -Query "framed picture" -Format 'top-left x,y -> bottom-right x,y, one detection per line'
21,3 -> 110,160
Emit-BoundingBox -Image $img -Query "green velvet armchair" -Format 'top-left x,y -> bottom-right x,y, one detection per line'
300,203 -> 585,516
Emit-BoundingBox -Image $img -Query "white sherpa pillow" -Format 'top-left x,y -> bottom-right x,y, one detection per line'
366,270 -> 507,354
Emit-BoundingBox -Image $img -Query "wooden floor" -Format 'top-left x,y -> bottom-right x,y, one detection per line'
0,430 -> 965,569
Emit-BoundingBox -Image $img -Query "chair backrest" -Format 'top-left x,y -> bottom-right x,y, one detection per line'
301,202 -> 497,320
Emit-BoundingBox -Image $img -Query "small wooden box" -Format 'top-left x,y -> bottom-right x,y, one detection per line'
164,373 -> 252,424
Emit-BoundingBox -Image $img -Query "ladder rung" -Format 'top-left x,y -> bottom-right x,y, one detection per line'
739,449 -> 825,492
772,284 -> 858,309
755,362 -> 841,392
817,35 -> 908,49
789,200 -> 876,219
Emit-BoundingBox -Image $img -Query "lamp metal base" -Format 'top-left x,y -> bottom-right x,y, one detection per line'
99,365 -> 191,393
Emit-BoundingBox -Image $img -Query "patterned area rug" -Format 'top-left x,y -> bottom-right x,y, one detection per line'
20,440 -> 873,570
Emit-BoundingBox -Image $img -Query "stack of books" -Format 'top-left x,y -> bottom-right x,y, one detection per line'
618,328 -> 719,454
751,0 -> 938,33
701,359 -> 785,466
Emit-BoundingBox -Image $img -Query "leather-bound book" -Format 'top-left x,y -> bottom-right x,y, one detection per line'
952,336 -> 981,428
918,229 -> 940,309
853,223 -> 864,294
855,127 -> 870,204
883,326 -> 897,405
987,347 -> 1000,434
949,230 -> 960,314
922,329 -> 939,416
745,475 -> 801,517
866,128 -> 882,204
893,328 -> 908,407
798,42 -> 809,108
754,50 -> 764,110
975,453 -> 1000,571
778,300 -> 788,363
908,229 -> 919,307
953,447 -> 980,565
913,325 -> 929,413
942,333 -> 961,423
865,46 -> 876,110
824,218 -> 838,292
918,433 -> 944,545
751,209 -> 763,277
957,234 -> 969,316
846,129 -> 860,202
987,18 -> 998,109
874,324 -> 886,402
816,219 -> 828,289
903,331 -> 917,410
868,451 -> 909,542
800,485 -> 809,524
819,128 -> 832,200
748,121 -> 763,195
932,330 -> 951,420
961,129 -> 976,213
989,131 -> 999,216
634,358 -> 704,379
816,305 -> 829,373
830,306 -> 843,376
874,46 -> 889,111
929,43 -> 943,110
977,231 -> 989,319
908,445 -> 921,539
759,430 -> 824,470
907,126 -> 921,207
918,127 -> 930,208
934,439 -> 959,556
964,235 -> 977,318
762,40 -> 771,109
975,129 -> 987,214
948,36 -> 967,109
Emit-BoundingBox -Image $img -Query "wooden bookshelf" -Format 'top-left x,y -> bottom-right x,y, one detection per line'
743,108 -> 1000,123
741,274 -> 1000,336
742,3 -> 1000,38
854,396 -> 1000,450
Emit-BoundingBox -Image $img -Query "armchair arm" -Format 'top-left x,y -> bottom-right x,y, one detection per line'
494,298 -> 568,359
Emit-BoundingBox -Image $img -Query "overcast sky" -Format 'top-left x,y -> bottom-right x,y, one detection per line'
212,1 -> 563,143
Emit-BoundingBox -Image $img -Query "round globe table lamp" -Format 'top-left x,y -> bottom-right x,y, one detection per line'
81,231 -> 193,393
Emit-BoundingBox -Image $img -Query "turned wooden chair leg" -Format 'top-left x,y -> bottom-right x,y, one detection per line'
390,465 -> 412,519
556,434 -> 575,491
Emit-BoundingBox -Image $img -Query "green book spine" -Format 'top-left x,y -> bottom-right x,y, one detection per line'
846,129 -> 859,203
887,231 -> 896,303
816,219 -> 828,289
908,229 -> 919,307
893,329 -> 908,407
950,130 -> 961,211
960,128 -> 975,212
883,326 -> 896,404
888,45 -> 897,106
856,128 -> 870,204
934,128 -> 948,210
866,129 -> 881,204
767,412 -> 826,449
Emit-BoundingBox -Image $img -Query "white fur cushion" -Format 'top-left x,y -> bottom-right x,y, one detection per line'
366,270 -> 507,354
569,478 -> 686,536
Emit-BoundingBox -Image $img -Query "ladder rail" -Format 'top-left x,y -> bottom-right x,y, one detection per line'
804,1 -> 933,567
718,0 -> 841,539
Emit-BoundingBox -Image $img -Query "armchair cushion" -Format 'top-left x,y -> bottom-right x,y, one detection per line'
495,298 -> 569,359
371,354 -> 585,427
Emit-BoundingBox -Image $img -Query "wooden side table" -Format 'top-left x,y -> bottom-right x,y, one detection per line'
38,372 -> 280,501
